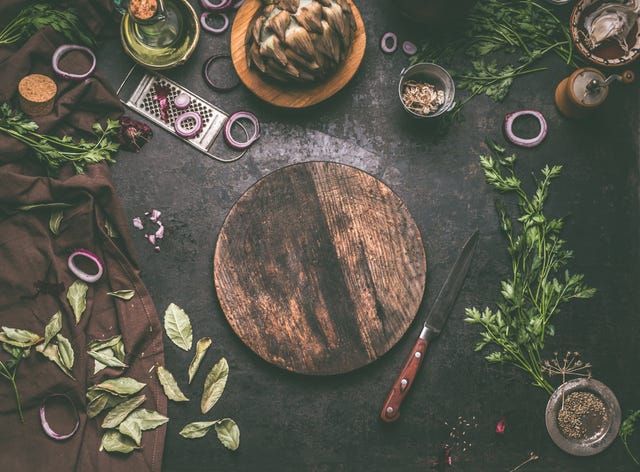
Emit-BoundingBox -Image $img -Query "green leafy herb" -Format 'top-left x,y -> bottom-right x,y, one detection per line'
621,410 -> 640,465
157,365 -> 189,402
201,357 -> 228,414
67,280 -> 89,324
49,209 -> 63,235
107,290 -> 136,301
163,303 -> 193,351
464,146 -> 595,393
0,343 -> 32,422
0,104 -> 120,174
43,311 -> 62,349
411,0 -> 580,118
188,337 -> 212,384
0,2 -> 95,46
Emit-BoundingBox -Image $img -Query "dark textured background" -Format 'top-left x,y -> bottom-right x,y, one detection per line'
98,2 -> 639,470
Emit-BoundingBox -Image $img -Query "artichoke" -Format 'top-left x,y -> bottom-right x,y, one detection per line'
246,0 -> 356,83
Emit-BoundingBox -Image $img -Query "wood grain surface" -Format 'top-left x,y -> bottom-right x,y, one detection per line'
229,0 -> 366,108
213,162 -> 426,375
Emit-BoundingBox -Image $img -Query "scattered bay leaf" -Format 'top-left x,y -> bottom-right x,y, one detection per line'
118,408 -> 168,444
56,333 -> 75,370
49,209 -> 64,235
94,377 -> 146,396
88,349 -> 128,369
179,421 -> 217,439
215,418 -> 240,451
67,280 -> 89,324
88,335 -> 123,351
100,430 -> 140,454
163,303 -> 193,351
43,311 -> 62,349
104,219 -> 119,238
201,357 -> 228,414
157,365 -> 189,402
101,394 -> 146,429
188,337 -> 212,384
107,290 -> 135,301
36,342 -> 75,379
1,327 -> 43,346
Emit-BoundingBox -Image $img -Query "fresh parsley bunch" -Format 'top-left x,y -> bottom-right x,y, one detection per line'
0,2 -> 95,47
465,143 -> 595,394
0,103 -> 120,174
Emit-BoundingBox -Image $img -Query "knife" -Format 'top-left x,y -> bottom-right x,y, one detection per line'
380,229 -> 479,423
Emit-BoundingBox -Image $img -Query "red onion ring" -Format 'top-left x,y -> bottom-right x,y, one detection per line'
503,110 -> 548,148
174,92 -> 191,109
380,32 -> 397,54
174,111 -> 203,139
402,41 -> 417,56
224,111 -> 260,150
52,44 -> 96,81
68,249 -> 104,283
40,394 -> 79,441
200,12 -> 230,34
200,0 -> 232,11
202,54 -> 240,92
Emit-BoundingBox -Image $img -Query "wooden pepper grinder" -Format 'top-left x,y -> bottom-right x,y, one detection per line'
554,67 -> 635,118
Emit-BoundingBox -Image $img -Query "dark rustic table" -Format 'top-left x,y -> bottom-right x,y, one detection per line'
98,2 -> 640,470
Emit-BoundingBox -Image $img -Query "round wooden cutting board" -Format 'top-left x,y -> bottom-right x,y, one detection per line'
213,162 -> 426,375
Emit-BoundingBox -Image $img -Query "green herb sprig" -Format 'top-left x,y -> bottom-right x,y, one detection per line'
621,409 -> 640,466
464,143 -> 595,394
0,104 -> 120,174
411,0 -> 580,117
0,3 -> 94,46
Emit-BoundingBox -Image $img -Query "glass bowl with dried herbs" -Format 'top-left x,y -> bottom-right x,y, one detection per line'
397,62 -> 455,118
545,378 -> 621,456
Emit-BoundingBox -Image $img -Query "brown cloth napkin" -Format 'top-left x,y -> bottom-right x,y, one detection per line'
0,1 -> 166,471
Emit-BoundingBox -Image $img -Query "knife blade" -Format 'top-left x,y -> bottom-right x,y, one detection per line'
380,229 -> 479,422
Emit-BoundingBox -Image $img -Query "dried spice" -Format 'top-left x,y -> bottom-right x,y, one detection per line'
129,0 -> 158,21
116,116 -> 153,153
188,337 -> 212,384
67,279 -> 88,324
157,365 -> 190,402
401,80 -> 445,116
164,303 -> 193,351
509,451 -> 539,472
543,351 -> 592,386
201,357 -> 229,414
179,418 -> 240,451
557,391 -> 608,439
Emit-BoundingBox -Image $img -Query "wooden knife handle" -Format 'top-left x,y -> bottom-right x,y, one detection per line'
379,337 -> 429,423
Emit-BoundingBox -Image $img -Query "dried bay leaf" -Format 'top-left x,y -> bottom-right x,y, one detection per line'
104,219 -> 119,238
188,337 -> 212,384
88,335 -> 123,351
94,377 -> 146,396
201,357 -> 228,414
100,430 -> 140,454
56,333 -> 74,370
118,408 -> 168,444
157,365 -> 189,402
163,303 -> 193,351
43,311 -> 62,349
179,421 -> 217,439
101,394 -> 146,429
35,342 -> 75,380
107,290 -> 135,301
1,327 -> 43,346
215,418 -> 240,451
86,391 -> 127,418
67,279 -> 89,324
88,349 -> 128,369
49,209 -> 63,235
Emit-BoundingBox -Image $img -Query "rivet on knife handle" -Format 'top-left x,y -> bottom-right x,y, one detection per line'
380,334 -> 430,422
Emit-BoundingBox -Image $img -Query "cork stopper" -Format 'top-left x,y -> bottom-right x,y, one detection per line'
129,0 -> 159,21
18,74 -> 57,117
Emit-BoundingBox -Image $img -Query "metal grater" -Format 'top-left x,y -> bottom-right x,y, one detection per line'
116,65 -> 246,163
